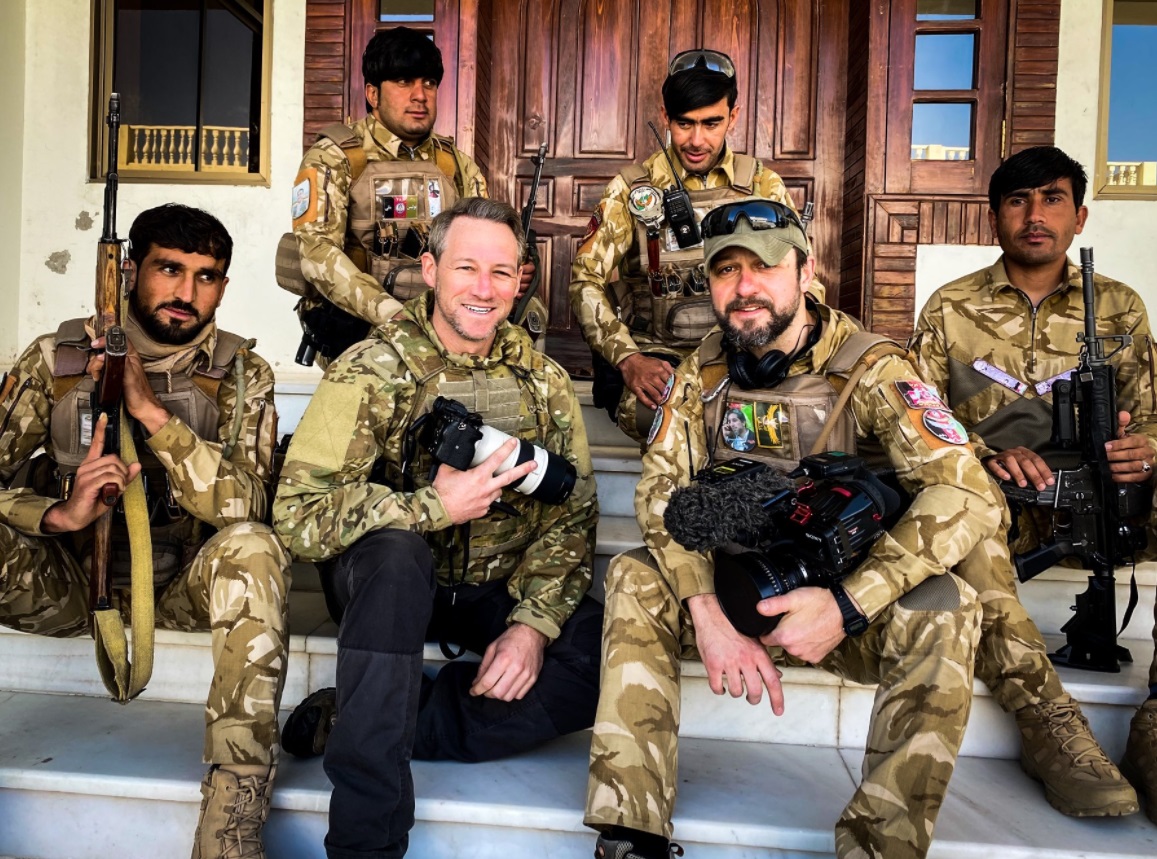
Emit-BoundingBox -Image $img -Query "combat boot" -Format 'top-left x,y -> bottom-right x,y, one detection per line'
1120,699 -> 1157,824
1016,693 -> 1138,817
595,828 -> 685,859
191,763 -> 276,859
282,687 -> 337,758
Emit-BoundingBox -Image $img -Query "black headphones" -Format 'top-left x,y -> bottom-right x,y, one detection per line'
725,299 -> 823,390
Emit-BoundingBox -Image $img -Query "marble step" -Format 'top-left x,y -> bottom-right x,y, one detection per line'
0,590 -> 1150,761
0,691 -> 1154,859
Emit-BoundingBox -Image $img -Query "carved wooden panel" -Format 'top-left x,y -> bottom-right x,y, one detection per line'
302,0 -> 350,150
1006,0 -> 1060,153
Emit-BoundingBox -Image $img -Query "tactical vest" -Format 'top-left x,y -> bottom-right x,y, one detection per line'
615,155 -> 758,348
380,315 -> 561,577
48,319 -> 248,585
698,329 -> 903,472
276,123 -> 462,302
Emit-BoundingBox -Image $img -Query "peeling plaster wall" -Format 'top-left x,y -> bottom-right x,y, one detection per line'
5,0 -> 312,380
0,0 -> 26,364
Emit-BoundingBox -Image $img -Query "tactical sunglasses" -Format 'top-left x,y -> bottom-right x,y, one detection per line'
701,200 -> 806,239
668,49 -> 736,78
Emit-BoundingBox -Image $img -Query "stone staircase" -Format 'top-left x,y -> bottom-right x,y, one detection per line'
0,381 -> 1155,858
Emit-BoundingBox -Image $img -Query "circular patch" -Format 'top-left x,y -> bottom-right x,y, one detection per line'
922,408 -> 968,445
525,309 -> 544,335
628,185 -> 664,224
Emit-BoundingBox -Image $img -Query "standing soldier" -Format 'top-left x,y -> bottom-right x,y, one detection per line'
569,48 -> 820,442
0,204 -> 291,858
283,26 -> 544,366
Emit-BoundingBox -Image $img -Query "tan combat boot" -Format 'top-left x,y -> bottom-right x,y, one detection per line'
1120,699 -> 1157,824
1016,693 -> 1138,817
191,763 -> 276,859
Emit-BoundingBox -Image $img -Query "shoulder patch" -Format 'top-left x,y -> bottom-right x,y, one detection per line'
895,380 -> 947,410
647,403 -> 672,446
291,167 -> 319,228
921,408 -> 969,446
0,372 -> 14,404
578,203 -> 604,253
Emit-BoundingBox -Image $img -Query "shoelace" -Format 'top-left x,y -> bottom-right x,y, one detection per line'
1036,702 -> 1115,769
221,778 -> 270,858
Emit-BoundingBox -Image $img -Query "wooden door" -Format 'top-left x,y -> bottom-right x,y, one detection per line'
488,0 -> 850,372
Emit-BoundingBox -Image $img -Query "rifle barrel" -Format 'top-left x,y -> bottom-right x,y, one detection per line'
102,93 -> 121,243
1080,246 -> 1097,347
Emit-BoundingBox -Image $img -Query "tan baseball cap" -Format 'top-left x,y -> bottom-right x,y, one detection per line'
703,199 -> 810,270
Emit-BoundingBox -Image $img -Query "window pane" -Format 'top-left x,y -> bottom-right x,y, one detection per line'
1106,4 -> 1157,187
911,103 -> 973,160
203,0 -> 261,171
917,0 -> 978,20
380,0 -> 435,22
914,34 -> 976,90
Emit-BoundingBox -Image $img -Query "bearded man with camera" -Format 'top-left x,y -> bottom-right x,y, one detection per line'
273,197 -> 600,859
584,198 -> 1132,859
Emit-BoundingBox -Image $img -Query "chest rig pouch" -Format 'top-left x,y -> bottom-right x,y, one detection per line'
699,330 -> 900,472
383,318 -> 556,581
48,319 -> 246,587
616,155 -> 757,348
347,152 -> 461,301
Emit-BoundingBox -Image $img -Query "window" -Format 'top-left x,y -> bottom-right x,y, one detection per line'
1096,0 -> 1157,198
886,0 -> 1008,195
91,0 -> 272,184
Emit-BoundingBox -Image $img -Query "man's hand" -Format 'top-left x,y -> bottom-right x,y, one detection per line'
984,446 -> 1054,491
687,594 -> 784,713
517,260 -> 536,298
619,353 -> 675,410
470,622 -> 548,701
757,587 -> 848,664
432,437 -> 539,524
41,414 -> 141,534
1106,410 -> 1156,484
88,337 -> 171,435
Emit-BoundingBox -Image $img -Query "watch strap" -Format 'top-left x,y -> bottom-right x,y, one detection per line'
831,584 -> 869,637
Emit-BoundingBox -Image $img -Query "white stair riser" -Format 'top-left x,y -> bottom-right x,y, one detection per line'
1017,577 -> 1156,646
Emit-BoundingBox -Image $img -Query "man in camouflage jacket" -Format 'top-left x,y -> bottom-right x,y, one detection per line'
290,27 -> 544,364
274,198 -> 600,859
0,205 -> 290,858
569,49 -> 821,440
911,145 -> 1157,822
586,198 -> 1135,859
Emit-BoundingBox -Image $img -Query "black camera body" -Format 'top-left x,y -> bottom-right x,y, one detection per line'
706,453 -> 899,637
419,397 -> 577,505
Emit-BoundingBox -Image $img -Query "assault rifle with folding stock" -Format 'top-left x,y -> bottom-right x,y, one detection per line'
90,93 -> 155,702
510,142 -> 548,326
1002,247 -> 1149,673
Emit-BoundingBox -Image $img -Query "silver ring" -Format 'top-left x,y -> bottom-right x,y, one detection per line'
1143,461 -> 1152,473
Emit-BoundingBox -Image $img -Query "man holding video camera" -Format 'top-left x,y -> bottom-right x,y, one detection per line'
584,197 -> 1121,859
273,197 -> 600,859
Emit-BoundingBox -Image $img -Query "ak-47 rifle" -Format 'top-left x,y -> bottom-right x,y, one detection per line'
510,142 -> 549,325
1003,247 -> 1149,672
90,93 -> 154,702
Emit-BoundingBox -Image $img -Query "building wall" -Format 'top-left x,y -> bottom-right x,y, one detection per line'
0,0 -> 27,364
916,0 -> 1157,323
0,0 -> 315,385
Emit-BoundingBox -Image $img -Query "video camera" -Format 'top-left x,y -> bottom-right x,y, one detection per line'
665,452 -> 902,637
418,397 -> 577,505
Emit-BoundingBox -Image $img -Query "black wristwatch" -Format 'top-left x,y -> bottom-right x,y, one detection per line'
831,585 -> 869,637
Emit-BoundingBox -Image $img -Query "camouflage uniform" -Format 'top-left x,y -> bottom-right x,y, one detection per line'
274,292 -> 599,856
586,304 -> 1000,858
910,256 -> 1157,688
0,323 -> 290,766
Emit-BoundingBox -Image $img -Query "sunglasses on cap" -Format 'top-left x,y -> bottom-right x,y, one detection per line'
701,199 -> 807,239
668,49 -> 736,78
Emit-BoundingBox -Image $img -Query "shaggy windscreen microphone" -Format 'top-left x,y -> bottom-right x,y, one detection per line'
663,458 -> 795,552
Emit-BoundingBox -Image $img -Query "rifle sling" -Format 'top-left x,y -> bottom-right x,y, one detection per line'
92,410 -> 155,703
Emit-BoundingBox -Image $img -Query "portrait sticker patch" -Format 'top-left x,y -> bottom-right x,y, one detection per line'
291,168 -> 319,228
720,401 -> 757,453
895,380 -> 947,411
921,408 -> 969,446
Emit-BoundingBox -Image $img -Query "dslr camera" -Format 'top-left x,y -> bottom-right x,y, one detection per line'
420,397 -> 577,505
701,453 -> 900,637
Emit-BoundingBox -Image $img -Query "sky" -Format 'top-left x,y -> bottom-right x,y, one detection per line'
1108,25 -> 1157,162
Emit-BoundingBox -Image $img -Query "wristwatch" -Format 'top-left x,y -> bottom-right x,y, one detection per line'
831,585 -> 869,637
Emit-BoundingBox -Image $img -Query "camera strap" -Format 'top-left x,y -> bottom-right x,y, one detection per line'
438,522 -> 470,660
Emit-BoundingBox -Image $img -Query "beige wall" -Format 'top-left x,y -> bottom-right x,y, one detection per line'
0,0 -> 26,364
0,0 -> 314,384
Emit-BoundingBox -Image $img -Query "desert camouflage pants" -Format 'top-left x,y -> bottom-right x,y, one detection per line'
585,548 -> 981,859
0,521 -> 291,765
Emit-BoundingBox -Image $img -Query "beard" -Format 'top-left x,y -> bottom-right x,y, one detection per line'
131,292 -> 211,345
716,292 -> 800,351
434,286 -> 502,345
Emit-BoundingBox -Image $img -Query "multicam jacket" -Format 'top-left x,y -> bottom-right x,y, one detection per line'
0,325 -> 277,537
569,146 -> 815,367
910,256 -> 1157,464
641,305 -> 1004,622
272,293 -> 598,641
292,114 -> 489,328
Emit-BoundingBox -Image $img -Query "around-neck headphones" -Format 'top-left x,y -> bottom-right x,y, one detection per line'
725,299 -> 823,390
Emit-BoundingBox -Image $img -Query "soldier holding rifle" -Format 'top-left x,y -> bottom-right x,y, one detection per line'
911,145 -> 1156,821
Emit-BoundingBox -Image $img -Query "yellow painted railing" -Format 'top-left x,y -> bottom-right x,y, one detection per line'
1105,161 -> 1157,186
910,144 -> 971,161
119,124 -> 250,172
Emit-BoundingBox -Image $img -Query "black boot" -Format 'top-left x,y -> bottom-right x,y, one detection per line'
595,827 -> 684,859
